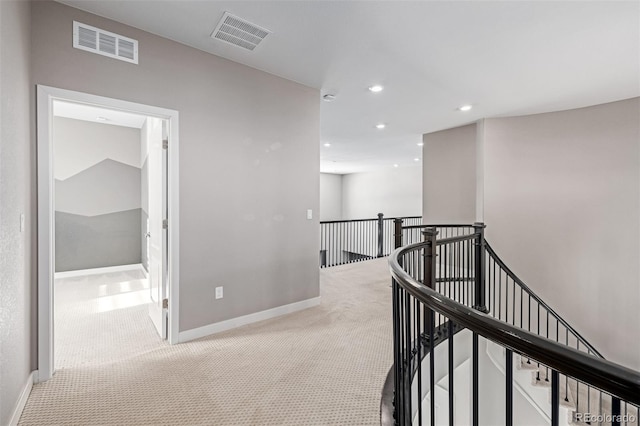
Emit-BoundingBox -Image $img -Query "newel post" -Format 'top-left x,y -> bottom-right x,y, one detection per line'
422,227 -> 438,368
422,227 -> 438,290
393,218 -> 403,249
473,222 -> 488,313
377,213 -> 384,257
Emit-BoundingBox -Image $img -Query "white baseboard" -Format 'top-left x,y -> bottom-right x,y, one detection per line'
8,370 -> 37,426
54,263 -> 144,279
178,296 -> 321,343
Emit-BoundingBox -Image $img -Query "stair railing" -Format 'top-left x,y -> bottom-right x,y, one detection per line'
387,223 -> 640,426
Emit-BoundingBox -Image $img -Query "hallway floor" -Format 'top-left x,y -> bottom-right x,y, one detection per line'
20,258 -> 393,425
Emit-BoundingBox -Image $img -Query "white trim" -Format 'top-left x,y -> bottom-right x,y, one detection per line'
178,296 -> 321,343
54,263 -> 143,279
37,85 -> 180,381
8,371 -> 37,426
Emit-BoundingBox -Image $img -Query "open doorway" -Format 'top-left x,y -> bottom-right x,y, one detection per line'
37,86 -> 180,381
52,101 -> 164,369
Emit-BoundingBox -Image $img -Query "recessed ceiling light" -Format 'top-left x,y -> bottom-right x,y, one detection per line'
96,116 -> 109,121
323,143 -> 331,147
417,142 -> 424,147
414,158 -> 420,162
376,123 -> 386,129
368,85 -> 384,93
393,164 -> 399,168
458,105 -> 472,112
322,94 -> 336,102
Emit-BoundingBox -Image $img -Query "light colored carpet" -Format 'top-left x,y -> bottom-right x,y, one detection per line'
54,268 -> 165,369
20,259 -> 393,425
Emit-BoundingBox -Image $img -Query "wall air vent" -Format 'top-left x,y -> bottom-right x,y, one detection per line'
211,12 -> 271,51
73,21 -> 138,64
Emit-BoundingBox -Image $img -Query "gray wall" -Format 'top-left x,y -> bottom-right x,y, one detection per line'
342,166 -> 422,219
422,100 -> 640,369
483,98 -> 640,369
53,117 -> 142,272
32,1 -> 320,332
0,1 -> 33,424
319,173 -> 343,221
422,124 -> 477,223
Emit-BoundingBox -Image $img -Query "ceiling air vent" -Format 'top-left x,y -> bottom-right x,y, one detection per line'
73,21 -> 138,64
211,12 -> 271,51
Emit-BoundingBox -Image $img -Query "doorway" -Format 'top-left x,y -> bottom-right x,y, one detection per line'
37,86 -> 180,381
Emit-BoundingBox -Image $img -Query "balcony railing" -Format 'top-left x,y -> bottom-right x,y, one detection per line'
319,214 -> 421,268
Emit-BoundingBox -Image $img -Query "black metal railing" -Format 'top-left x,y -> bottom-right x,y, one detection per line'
386,224 -> 640,426
319,214 -> 421,268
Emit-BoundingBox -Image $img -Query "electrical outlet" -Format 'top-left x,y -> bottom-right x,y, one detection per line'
215,286 -> 223,300
20,213 -> 24,232
307,209 -> 313,220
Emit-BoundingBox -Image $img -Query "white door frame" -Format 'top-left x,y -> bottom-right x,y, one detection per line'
36,85 -> 180,381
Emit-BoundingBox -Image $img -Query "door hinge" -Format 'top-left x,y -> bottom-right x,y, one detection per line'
162,298 -> 168,309
163,219 -> 168,229
162,139 -> 168,150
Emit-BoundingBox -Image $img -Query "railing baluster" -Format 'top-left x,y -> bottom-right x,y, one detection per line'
429,307 -> 435,426
492,258 -> 496,317
472,332 -> 479,426
332,222 -> 336,266
612,395 -> 622,426
545,311 -> 550,382
404,290 -> 412,422
565,328 -> 569,402
506,349 -> 513,426
599,391 -> 603,424
377,213 -> 384,258
536,302 -> 541,381
520,287 -> 523,328
587,360 -> 591,419
358,221 -> 361,260
512,278 -> 516,325
448,320 -> 454,426
416,297 -> 423,426
498,267 -> 502,321
551,369 -> 559,426
392,277 -> 401,425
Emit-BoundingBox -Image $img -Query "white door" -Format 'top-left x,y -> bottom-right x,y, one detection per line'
146,117 -> 168,339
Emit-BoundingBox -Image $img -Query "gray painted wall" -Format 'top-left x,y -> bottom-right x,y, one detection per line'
0,1 -> 33,424
421,100 -> 640,369
319,173 -> 343,221
53,117 -> 142,271
56,209 -> 142,271
342,166 -> 422,219
482,98 -> 640,370
32,1 -> 320,332
422,124 -> 477,223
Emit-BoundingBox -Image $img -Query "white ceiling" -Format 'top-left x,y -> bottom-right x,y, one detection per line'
53,100 -> 148,129
58,1 -> 640,174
